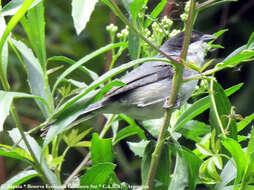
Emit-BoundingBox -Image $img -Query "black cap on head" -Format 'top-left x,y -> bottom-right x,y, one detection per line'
160,30 -> 215,52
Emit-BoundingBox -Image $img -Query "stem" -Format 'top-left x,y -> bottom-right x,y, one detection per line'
144,65 -> 184,190
62,114 -> 116,188
44,73 -> 54,115
209,79 -> 227,137
10,105 -> 52,187
144,0 -> 197,189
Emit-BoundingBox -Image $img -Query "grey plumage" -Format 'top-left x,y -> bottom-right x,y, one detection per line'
76,31 -> 215,121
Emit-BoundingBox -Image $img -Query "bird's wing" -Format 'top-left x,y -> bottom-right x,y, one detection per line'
105,60 -> 174,98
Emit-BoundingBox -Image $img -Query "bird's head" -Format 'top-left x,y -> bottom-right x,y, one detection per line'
160,31 -> 216,67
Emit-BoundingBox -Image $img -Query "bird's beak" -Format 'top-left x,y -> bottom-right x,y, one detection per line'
201,34 -> 216,42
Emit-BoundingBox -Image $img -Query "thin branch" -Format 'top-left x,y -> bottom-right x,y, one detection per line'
144,0 -> 197,189
10,105 -> 52,188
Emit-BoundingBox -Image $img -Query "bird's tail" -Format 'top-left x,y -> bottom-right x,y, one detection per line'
39,100 -> 104,137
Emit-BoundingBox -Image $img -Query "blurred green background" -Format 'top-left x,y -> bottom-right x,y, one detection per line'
0,0 -> 253,186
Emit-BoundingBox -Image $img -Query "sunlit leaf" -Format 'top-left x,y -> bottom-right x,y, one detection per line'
0,170 -> 38,190
79,163 -> 116,188
90,133 -> 114,165
10,38 -> 49,117
0,91 -> 47,131
71,0 -> 99,35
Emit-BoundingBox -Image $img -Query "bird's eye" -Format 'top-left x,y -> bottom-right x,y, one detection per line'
191,34 -> 196,39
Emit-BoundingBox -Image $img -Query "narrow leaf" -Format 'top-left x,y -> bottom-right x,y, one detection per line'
0,170 -> 38,190
1,0 -> 42,16
48,56 -> 99,81
168,151 -> 189,190
52,42 -> 126,95
8,128 -> 59,185
10,38 -> 49,117
222,137 -> 246,184
144,0 -> 167,28
0,15 -> 8,77
21,1 -> 46,69
174,83 -> 243,131
237,113 -> 254,132
113,125 -> 145,145
0,91 -> 47,131
209,80 -> 237,140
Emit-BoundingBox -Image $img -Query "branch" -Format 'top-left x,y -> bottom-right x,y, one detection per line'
144,0 -> 197,189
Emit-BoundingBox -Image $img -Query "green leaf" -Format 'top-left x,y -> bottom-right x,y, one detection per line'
242,152 -> 254,188
209,80 -> 237,140
0,145 -> 33,164
10,38 -> 49,117
174,83 -> 243,131
207,158 -> 222,182
213,29 -> 228,38
20,2 -> 46,69
0,0 -> 35,90
71,0 -> 98,35
63,128 -> 92,147
196,143 -> 213,156
8,128 -> 59,186
178,120 -> 211,142
182,148 -> 203,190
247,127 -> 254,158
168,151 -> 188,190
48,56 -> 99,81
90,133 -> 114,165
129,0 -> 148,24
52,42 -> 126,95
0,90 -> 47,131
246,32 -> 254,49
144,0 -> 167,28
221,50 -> 254,68
141,142 -> 171,189
79,162 -> 116,189
0,170 -> 38,190
142,118 -> 163,137
128,30 -> 140,60
113,125 -> 145,145
74,141 -> 91,147
237,113 -> 254,132
127,140 -> 149,157
43,89 -> 100,149
1,0 -> 42,16
222,137 -> 246,184
198,0 -> 237,11
0,15 -> 8,78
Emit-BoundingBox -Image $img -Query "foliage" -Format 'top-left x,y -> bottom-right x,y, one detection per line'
0,0 -> 254,189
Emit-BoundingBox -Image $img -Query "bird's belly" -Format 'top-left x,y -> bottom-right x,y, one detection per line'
103,78 -> 197,120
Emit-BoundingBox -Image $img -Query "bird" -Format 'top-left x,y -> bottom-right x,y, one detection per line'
71,31 -> 215,123
41,30 -> 215,138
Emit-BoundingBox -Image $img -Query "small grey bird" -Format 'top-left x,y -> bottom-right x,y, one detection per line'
72,31 -> 215,123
